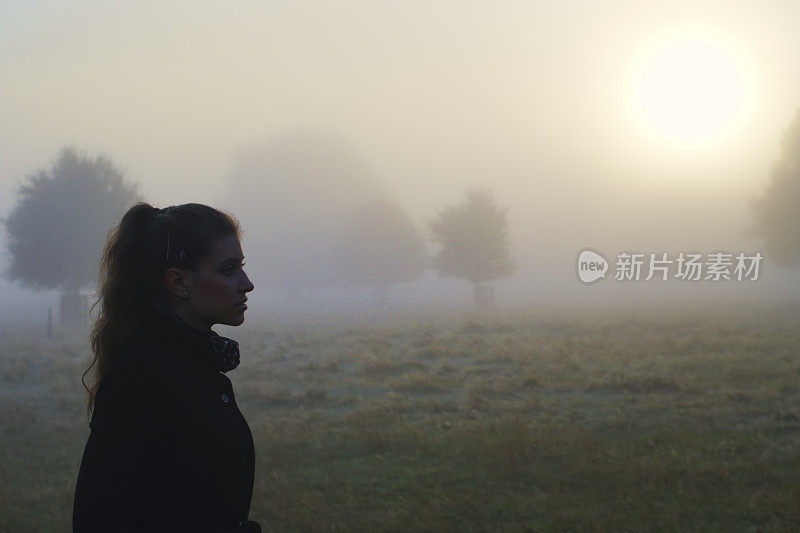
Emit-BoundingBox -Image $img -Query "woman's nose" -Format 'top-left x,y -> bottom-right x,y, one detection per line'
241,272 -> 255,292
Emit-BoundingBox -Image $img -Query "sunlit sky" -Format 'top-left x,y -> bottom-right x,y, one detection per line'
2,0 -> 799,322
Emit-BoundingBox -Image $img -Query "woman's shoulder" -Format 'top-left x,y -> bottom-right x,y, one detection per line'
103,333 -> 178,387
90,335 -> 181,430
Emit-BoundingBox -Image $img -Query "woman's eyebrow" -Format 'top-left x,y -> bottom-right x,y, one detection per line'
220,256 -> 245,266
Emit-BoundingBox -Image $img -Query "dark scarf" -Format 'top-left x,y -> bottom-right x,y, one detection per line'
151,303 -> 241,373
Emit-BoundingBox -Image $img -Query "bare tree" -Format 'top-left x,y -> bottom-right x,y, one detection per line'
428,188 -> 515,309
2,146 -> 142,327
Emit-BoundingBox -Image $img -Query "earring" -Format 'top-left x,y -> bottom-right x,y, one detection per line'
181,291 -> 189,299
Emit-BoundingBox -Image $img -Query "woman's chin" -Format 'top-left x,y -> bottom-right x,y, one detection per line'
219,313 -> 246,327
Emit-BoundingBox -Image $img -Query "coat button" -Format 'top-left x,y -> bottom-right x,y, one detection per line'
221,393 -> 230,403
242,453 -> 249,462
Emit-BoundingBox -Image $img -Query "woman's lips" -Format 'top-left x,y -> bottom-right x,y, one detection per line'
235,303 -> 247,310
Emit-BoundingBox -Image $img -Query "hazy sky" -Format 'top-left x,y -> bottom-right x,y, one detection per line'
2,0 -> 799,324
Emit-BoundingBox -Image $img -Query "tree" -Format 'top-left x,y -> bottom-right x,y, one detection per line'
334,198 -> 428,307
222,132 -> 391,300
749,109 -> 800,267
2,146 -> 142,326
427,188 -> 515,309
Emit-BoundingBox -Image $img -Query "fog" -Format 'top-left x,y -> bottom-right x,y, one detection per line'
2,0 -> 800,330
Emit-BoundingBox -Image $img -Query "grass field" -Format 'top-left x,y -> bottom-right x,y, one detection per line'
1,301 -> 799,532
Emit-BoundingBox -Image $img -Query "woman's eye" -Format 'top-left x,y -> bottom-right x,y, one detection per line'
223,263 -> 245,275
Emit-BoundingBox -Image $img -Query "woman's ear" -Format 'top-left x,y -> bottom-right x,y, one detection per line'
164,267 -> 196,299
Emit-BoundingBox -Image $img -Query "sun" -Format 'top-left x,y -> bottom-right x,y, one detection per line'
632,37 -> 746,145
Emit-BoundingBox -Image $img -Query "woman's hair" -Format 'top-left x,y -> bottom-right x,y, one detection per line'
82,202 -> 242,416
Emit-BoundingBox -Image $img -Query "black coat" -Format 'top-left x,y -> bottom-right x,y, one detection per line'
73,306 -> 260,533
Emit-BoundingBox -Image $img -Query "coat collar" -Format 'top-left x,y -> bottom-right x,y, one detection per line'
146,303 -> 241,374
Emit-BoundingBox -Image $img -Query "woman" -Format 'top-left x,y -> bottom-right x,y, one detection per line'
72,202 -> 259,532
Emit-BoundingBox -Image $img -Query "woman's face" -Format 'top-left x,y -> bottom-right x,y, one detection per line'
169,234 -> 255,330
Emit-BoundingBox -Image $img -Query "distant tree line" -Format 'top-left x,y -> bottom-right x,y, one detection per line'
10,104 -> 800,327
2,141 -> 516,324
